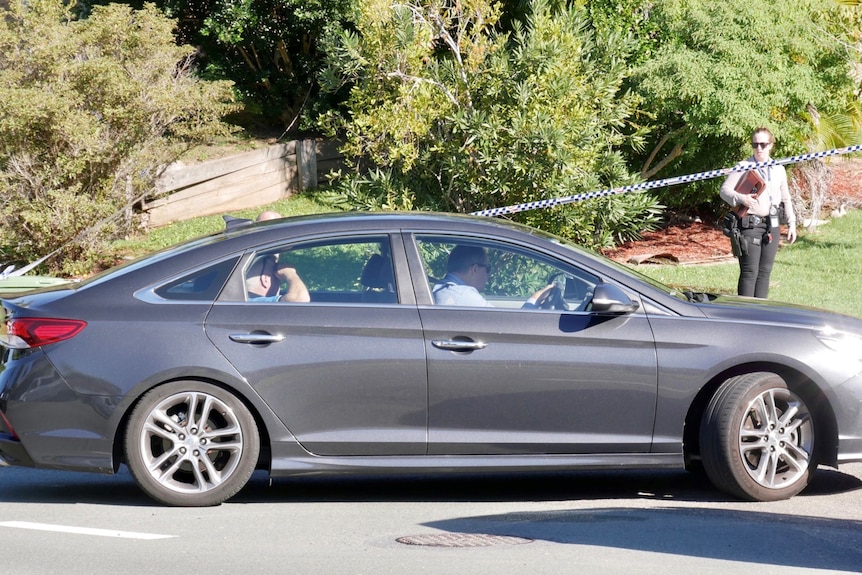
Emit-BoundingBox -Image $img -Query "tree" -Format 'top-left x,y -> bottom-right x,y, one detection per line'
620,0 -> 859,214
319,0 -> 662,248
143,0 -> 355,133
0,0 -> 237,274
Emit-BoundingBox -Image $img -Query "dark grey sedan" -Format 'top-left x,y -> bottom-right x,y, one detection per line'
2,212 -> 861,506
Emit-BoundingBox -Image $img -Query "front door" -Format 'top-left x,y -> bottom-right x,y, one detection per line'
414,234 -> 658,455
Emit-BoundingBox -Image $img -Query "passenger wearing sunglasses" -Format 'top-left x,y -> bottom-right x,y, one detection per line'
432,245 -> 554,308
720,126 -> 797,298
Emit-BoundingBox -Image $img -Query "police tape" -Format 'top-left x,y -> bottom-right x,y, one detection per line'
471,143 -> 862,217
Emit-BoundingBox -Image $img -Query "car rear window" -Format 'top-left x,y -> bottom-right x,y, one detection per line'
154,257 -> 239,301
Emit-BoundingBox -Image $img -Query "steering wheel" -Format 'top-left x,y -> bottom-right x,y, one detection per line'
540,272 -> 596,311
540,273 -> 568,310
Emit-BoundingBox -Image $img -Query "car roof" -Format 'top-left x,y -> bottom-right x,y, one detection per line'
65,212 -> 551,291
226,211 -> 541,237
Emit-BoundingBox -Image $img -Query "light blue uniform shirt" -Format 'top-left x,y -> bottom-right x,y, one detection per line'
248,293 -> 281,302
432,273 -> 492,307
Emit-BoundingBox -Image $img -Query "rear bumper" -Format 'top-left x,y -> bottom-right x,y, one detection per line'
1,350 -> 117,473
0,432 -> 36,468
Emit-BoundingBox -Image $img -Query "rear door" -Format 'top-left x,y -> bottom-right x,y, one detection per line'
205,233 -> 428,456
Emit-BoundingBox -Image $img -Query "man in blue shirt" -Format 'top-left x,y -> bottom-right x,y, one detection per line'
432,245 -> 553,308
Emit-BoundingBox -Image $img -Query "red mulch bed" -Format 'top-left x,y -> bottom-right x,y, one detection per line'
603,220 -> 734,265
602,158 -> 862,265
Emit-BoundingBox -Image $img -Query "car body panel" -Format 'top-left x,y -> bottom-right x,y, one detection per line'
420,305 -> 659,455
205,302 -> 428,456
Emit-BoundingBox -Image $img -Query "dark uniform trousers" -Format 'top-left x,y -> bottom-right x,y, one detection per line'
737,220 -> 778,298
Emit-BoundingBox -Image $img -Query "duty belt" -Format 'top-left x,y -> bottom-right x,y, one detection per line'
742,214 -> 766,228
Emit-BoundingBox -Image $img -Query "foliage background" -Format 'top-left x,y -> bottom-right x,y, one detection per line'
590,0 -> 860,214
0,0 -> 237,274
1,0 -> 861,274
318,0 -> 665,249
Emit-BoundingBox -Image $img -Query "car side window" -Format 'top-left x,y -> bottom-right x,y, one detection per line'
244,235 -> 397,304
416,235 -> 598,311
154,257 -> 239,301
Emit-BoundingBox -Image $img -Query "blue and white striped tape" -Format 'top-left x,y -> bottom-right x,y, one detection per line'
471,144 -> 862,217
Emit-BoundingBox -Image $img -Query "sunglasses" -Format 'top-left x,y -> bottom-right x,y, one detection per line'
474,263 -> 492,273
752,142 -> 771,149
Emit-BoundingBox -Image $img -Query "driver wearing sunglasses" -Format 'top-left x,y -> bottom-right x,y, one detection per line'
432,245 -> 555,308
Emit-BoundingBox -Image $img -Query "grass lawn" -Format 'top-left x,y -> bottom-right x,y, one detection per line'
633,210 -> 862,318
111,193 -> 337,256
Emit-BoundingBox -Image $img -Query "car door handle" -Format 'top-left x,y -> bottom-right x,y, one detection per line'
229,333 -> 285,344
431,339 -> 488,351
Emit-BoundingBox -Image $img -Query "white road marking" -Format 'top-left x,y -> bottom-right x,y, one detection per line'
0,521 -> 175,540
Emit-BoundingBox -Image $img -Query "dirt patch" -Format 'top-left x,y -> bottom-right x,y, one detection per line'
602,157 -> 862,265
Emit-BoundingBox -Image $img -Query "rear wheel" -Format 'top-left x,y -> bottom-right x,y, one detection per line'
700,372 -> 815,501
124,381 -> 260,507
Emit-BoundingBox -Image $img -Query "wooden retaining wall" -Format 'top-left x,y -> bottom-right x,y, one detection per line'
142,139 -> 343,228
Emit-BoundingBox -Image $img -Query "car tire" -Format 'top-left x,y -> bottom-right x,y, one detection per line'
700,372 -> 815,502
124,381 -> 260,507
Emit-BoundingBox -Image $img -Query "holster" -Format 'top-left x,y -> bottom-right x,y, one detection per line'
721,212 -> 738,237
730,228 -> 748,257
722,212 -> 748,258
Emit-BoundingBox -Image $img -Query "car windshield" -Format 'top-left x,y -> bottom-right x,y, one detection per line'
597,255 -> 695,301
527,226 -> 691,301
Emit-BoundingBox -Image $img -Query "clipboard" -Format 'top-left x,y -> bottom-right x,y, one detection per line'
732,169 -> 766,217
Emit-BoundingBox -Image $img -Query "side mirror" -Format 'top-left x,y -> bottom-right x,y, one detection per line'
590,283 -> 639,314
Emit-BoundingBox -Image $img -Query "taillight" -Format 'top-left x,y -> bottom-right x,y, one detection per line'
0,410 -> 19,440
2,317 -> 87,349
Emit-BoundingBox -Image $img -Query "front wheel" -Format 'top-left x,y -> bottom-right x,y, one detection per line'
124,381 -> 260,507
700,372 -> 815,501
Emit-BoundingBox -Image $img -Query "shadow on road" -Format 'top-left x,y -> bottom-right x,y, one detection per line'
0,464 -> 859,507
236,465 -> 862,504
422,506 -> 862,572
0,467 -> 151,506
2,465 -> 859,572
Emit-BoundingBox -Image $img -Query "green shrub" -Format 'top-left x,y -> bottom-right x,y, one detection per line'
0,0 -> 238,274
319,0 -> 663,250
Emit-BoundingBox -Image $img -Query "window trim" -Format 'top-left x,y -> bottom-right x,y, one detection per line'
219,232 -> 411,306
409,232 -> 601,310
136,255 -> 241,304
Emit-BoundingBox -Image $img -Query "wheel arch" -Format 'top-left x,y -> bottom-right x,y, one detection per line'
111,376 -> 273,474
683,362 -> 839,470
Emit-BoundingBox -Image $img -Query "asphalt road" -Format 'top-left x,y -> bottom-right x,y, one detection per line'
1,463 -> 860,575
